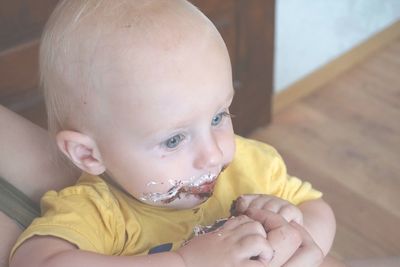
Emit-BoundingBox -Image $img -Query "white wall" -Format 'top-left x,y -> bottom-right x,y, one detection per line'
274,0 -> 400,92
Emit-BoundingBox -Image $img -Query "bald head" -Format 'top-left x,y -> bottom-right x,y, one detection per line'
40,0 -> 227,134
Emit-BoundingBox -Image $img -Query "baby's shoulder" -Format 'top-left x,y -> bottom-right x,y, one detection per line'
234,135 -> 281,161
42,173 -> 119,208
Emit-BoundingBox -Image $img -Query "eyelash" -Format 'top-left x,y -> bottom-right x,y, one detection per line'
163,133 -> 186,150
211,111 -> 233,126
161,111 -> 233,151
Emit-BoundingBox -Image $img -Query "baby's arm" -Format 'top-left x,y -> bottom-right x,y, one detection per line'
0,105 -> 79,203
11,236 -> 185,267
10,215 -> 273,267
298,198 -> 336,256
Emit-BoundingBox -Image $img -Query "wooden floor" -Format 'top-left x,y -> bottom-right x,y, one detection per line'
250,37 -> 400,261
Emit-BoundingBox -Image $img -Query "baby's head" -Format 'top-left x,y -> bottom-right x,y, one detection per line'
41,0 -> 235,209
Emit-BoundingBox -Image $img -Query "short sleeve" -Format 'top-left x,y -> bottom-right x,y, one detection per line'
233,136 -> 322,205
264,147 -> 322,205
10,179 -> 126,258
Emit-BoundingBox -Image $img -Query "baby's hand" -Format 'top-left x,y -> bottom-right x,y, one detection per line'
177,215 -> 274,267
245,208 -> 324,267
234,194 -> 303,225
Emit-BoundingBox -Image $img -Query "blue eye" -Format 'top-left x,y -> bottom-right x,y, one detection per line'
211,111 -> 231,126
164,134 -> 185,149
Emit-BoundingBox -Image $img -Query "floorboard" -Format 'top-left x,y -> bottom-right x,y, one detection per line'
250,37 -> 400,261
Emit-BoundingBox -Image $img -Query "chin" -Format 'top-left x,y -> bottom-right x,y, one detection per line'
157,194 -> 211,210
176,197 -> 209,209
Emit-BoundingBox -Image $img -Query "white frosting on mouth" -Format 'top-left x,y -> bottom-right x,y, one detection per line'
188,173 -> 217,187
141,173 -> 218,203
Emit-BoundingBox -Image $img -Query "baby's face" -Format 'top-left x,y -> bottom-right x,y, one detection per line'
95,28 -> 235,209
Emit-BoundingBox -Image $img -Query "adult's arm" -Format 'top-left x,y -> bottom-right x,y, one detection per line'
0,105 -> 79,203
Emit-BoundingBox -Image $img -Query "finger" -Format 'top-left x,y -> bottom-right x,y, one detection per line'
245,208 -> 302,267
240,261 -> 265,267
240,258 -> 268,267
278,204 -> 303,225
222,218 -> 267,242
234,220 -> 267,239
245,208 -> 288,231
251,196 -> 283,212
267,222 -> 302,267
261,198 -> 286,214
235,195 -> 262,214
222,215 -> 254,231
237,235 -> 274,265
282,222 -> 323,267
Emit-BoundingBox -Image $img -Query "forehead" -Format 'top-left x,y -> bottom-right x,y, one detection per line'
83,0 -> 234,136
103,31 -> 233,137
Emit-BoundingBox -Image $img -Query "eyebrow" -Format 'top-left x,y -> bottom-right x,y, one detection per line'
144,88 -> 236,142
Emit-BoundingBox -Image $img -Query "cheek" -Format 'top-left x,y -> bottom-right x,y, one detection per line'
224,135 -> 236,163
101,147 -> 160,193
218,126 -> 236,163
98,138 -> 192,200
130,155 -> 190,186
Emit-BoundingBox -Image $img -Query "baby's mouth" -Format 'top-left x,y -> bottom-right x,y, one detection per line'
141,172 -> 221,204
188,179 -> 218,194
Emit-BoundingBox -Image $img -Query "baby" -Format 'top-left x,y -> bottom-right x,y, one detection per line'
10,0 -> 336,266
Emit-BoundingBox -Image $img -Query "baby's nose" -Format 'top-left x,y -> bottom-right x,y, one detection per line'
193,136 -> 223,170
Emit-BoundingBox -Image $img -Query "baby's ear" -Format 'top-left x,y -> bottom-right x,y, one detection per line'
56,131 -> 105,175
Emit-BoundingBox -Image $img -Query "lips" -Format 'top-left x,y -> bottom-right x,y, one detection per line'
185,179 -> 218,195
141,171 -> 221,204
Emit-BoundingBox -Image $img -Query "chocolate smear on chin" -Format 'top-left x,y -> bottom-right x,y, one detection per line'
160,183 -> 214,204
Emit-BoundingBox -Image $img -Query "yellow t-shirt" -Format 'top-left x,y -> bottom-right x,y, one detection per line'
11,136 -> 322,257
